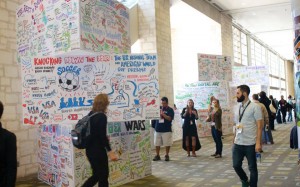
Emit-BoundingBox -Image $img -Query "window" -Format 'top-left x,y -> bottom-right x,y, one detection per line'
281,90 -> 287,98
241,32 -> 248,65
271,77 -> 279,87
233,27 -> 248,65
251,39 -> 266,66
269,52 -> 279,77
232,25 -> 287,97
279,59 -> 285,79
269,89 -> 280,100
261,48 -> 267,66
281,80 -> 286,89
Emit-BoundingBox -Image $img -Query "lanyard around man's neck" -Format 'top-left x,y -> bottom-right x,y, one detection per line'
239,101 -> 251,123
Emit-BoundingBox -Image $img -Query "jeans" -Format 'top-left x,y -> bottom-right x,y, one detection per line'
281,109 -> 287,123
262,124 -> 273,143
211,126 -> 223,155
288,110 -> 293,122
232,144 -> 258,187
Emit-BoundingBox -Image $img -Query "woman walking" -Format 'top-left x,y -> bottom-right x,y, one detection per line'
82,94 -> 118,187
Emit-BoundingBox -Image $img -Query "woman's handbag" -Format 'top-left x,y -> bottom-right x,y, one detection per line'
269,100 -> 276,114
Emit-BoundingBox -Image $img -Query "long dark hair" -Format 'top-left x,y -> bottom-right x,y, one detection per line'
187,99 -> 194,109
259,91 -> 267,99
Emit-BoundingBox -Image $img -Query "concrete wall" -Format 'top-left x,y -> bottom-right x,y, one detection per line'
155,0 -> 174,104
182,0 -> 233,57
137,0 -> 157,53
221,14 -> 234,57
138,0 -> 174,105
130,4 -> 139,46
286,60 -> 295,97
0,0 -> 39,178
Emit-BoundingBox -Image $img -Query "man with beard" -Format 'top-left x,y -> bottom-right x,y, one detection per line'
232,85 -> 263,187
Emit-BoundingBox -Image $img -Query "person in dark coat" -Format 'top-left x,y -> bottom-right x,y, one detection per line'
259,92 -> 274,135
82,94 -> 118,187
0,101 -> 17,187
278,95 -> 288,123
181,99 -> 201,157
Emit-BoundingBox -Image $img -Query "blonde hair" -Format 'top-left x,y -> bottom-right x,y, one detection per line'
92,94 -> 110,112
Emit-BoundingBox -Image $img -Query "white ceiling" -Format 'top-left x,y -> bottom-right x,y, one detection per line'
206,0 -> 294,60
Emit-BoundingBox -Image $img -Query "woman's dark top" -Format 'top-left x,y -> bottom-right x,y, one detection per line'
181,108 -> 201,151
181,107 -> 199,137
86,111 -> 111,158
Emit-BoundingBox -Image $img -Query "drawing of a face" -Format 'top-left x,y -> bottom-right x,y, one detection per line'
83,65 -> 93,73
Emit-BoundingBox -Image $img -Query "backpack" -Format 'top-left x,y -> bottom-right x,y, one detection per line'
71,112 -> 99,149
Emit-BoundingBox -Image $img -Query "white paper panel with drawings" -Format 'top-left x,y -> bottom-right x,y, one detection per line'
22,54 -> 160,125
198,54 -> 232,81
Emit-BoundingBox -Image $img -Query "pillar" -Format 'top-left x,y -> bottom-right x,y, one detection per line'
291,0 -> 300,162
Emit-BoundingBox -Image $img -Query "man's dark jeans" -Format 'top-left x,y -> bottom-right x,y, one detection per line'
232,144 -> 258,187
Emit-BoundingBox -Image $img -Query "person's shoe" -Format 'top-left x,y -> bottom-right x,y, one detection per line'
215,154 -> 222,158
270,141 -> 274,144
165,155 -> 170,161
211,153 -> 217,157
191,154 -> 197,157
153,155 -> 161,161
241,179 -> 250,187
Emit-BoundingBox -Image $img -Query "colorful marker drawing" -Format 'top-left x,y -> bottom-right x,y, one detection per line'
22,54 -> 160,125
